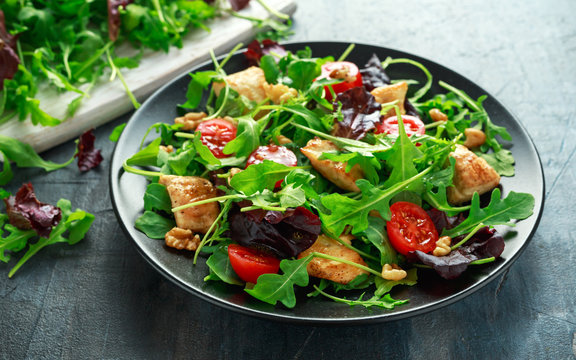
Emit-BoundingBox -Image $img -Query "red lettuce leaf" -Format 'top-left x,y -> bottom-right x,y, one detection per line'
408,226 -> 505,279
229,0 -> 251,11
0,10 -> 20,91
359,54 -> 391,92
332,87 -> 382,140
229,206 -> 321,258
3,183 -> 62,238
244,39 -> 286,66
75,129 -> 103,172
107,0 -> 134,42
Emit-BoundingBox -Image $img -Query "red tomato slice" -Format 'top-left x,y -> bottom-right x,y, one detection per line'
196,118 -> 237,158
386,202 -> 439,256
228,244 -> 281,283
375,115 -> 426,137
317,61 -> 363,101
246,145 -> 298,188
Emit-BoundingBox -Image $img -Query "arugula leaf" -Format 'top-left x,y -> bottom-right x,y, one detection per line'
360,216 -> 398,265
260,54 -> 280,83
109,123 -> 127,142
0,223 -> 36,263
143,183 -> 171,213
245,254 -> 313,308
180,70 -> 219,109
479,149 -> 515,177
125,137 -> 161,167
0,135 -> 75,185
205,244 -> 243,286
443,189 -> 535,238
373,268 -> 418,297
424,183 -> 470,216
223,116 -> 264,157
312,285 -> 408,309
276,184 -> 307,208
0,151 -> 14,185
135,211 -> 175,239
284,169 -> 320,201
284,59 -> 319,91
230,160 -> 292,195
379,113 -> 423,192
192,135 -> 224,168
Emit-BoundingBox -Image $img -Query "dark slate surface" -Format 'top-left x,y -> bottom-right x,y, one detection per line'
1,0 -> 575,359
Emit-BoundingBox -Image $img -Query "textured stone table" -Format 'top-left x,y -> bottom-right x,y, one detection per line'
1,0 -> 575,358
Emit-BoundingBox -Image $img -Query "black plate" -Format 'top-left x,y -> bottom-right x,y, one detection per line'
109,42 -> 545,324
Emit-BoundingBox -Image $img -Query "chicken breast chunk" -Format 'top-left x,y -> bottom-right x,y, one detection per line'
158,175 -> 219,233
447,145 -> 501,204
298,234 -> 368,284
370,81 -> 408,117
300,138 -> 364,192
212,66 -> 267,103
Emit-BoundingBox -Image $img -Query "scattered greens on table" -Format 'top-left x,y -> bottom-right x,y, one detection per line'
0,0 -> 292,127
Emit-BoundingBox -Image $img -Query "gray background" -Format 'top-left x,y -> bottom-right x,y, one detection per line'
1,0 -> 575,359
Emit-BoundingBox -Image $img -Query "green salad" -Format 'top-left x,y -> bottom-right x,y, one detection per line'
123,41 -> 535,309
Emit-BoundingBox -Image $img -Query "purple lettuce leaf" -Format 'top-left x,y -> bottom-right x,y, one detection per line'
229,206 -> 321,258
75,129 -> 103,172
3,183 -> 62,238
332,87 -> 382,140
229,0 -> 251,11
359,54 -> 391,92
0,10 -> 20,91
244,39 -> 286,66
107,0 -> 134,41
408,226 -> 505,279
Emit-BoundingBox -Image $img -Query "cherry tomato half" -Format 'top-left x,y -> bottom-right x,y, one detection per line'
246,145 -> 298,188
196,118 -> 237,158
246,144 -> 298,167
228,244 -> 281,283
386,201 -> 439,256
317,61 -> 363,101
375,115 -> 426,137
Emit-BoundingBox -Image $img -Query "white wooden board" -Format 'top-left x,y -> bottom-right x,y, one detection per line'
0,0 -> 297,153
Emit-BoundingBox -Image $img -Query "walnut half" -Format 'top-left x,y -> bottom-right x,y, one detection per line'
381,263 -> 407,281
165,227 -> 201,251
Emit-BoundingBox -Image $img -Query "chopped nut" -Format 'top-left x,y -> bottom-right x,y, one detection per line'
463,128 -> 487,148
329,66 -> 357,83
263,82 -> 298,104
275,135 -> 292,145
227,167 -> 243,186
165,227 -> 201,251
174,112 -> 207,131
433,236 -> 452,257
381,263 -> 407,281
160,145 -> 174,154
429,108 -> 448,122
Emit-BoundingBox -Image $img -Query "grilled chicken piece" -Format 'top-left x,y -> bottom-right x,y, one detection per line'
298,234 -> 368,284
158,175 -> 219,233
263,82 -> 298,104
300,138 -> 364,192
448,145 -> 501,204
212,66 -> 267,103
370,81 -> 408,117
